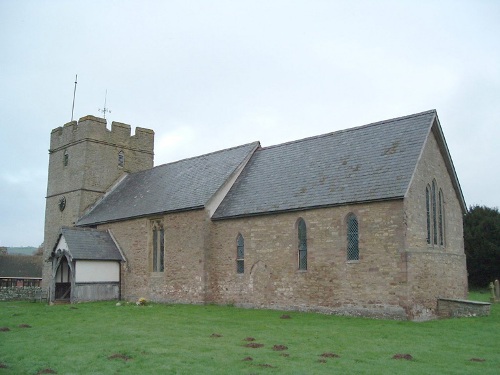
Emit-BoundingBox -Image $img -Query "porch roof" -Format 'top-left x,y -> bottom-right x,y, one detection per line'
55,227 -> 124,261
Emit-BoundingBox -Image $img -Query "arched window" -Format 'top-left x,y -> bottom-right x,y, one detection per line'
118,150 -> 124,168
425,181 -> 445,248
236,234 -> 244,274
425,185 -> 431,244
432,180 -> 438,245
297,218 -> 307,270
152,221 -> 164,272
438,189 -> 445,246
347,214 -> 359,261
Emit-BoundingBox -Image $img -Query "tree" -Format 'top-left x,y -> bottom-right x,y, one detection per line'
0,246 -> 7,255
34,242 -> 44,256
464,205 -> 500,288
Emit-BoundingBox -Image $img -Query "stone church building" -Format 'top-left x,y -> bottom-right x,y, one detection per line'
43,110 -> 467,320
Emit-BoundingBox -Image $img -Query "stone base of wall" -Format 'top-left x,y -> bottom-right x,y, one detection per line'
233,302 -> 408,320
0,287 -> 42,301
437,298 -> 491,318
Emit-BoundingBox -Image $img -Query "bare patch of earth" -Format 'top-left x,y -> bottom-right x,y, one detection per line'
108,354 -> 132,361
37,369 -> 57,374
245,343 -> 264,348
320,352 -> 340,358
392,354 -> 413,360
272,345 -> 288,351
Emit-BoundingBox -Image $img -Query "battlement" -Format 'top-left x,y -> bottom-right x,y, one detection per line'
50,115 -> 154,153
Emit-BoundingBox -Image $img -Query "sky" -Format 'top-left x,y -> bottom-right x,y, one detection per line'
0,0 -> 499,247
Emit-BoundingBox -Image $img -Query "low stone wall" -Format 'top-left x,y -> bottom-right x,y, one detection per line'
0,287 -> 42,301
437,298 -> 491,318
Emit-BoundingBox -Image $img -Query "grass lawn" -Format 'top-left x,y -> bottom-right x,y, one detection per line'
0,291 -> 498,374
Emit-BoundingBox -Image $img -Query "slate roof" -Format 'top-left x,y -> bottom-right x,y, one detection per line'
213,110 -> 439,219
78,142 -> 260,226
0,255 -> 43,278
57,227 -> 124,261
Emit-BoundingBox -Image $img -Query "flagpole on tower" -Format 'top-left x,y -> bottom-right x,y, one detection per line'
71,74 -> 77,122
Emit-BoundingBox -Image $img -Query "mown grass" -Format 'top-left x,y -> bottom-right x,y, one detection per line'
0,291 -> 498,374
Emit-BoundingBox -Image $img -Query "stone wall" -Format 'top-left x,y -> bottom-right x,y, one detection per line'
101,209 -> 210,304
404,124 -> 465,255
0,287 -> 42,301
437,298 -> 491,318
403,251 -> 467,320
402,122 -> 468,319
209,200 -> 409,319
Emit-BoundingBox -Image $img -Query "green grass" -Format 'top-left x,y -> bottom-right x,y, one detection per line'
0,292 -> 498,374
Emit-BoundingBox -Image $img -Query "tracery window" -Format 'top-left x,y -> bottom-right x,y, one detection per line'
425,180 -> 445,247
297,218 -> 307,271
236,234 -> 244,274
347,213 -> 359,261
152,221 -> 165,272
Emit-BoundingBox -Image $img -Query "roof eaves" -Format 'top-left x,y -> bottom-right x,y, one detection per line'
77,205 -> 206,227
212,196 -> 405,221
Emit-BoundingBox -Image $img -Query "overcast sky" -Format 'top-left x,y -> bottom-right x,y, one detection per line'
1,1 -> 499,247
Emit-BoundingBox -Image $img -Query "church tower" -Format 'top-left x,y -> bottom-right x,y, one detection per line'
42,115 -> 154,288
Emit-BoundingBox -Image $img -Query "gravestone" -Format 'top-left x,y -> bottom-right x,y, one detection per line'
489,282 -> 495,303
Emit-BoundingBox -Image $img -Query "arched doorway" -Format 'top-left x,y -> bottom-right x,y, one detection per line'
52,252 -> 73,301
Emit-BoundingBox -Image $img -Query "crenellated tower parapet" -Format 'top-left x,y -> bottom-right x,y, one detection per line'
50,115 -> 154,157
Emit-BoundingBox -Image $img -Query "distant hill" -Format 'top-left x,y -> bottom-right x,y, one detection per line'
6,247 -> 37,256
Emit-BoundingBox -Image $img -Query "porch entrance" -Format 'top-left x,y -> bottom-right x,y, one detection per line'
55,282 -> 71,300
54,257 -> 71,301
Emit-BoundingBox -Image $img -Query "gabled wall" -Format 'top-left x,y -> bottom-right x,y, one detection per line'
403,126 -> 467,319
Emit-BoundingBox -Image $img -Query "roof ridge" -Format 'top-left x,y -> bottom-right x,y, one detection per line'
152,141 -> 260,169
260,109 -> 436,151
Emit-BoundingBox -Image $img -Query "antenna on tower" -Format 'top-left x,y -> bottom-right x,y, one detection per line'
98,89 -> 111,119
71,74 -> 77,122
